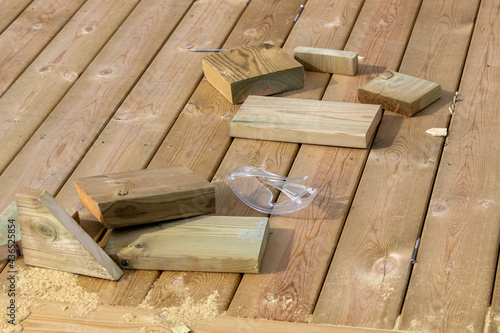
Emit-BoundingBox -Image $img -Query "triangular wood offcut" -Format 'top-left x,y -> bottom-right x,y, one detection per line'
16,188 -> 123,280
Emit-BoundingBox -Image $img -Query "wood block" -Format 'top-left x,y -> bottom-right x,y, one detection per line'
104,215 -> 270,273
16,189 -> 123,280
229,96 -> 382,148
202,43 -> 304,104
74,165 -> 215,229
358,71 -> 441,116
294,46 -> 358,75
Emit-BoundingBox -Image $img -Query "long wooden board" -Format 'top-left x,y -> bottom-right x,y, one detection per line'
313,0 -> 481,329
0,296 -> 405,333
0,0 -> 86,97
0,0 -> 139,172
226,0 -> 423,322
398,0 -> 499,331
230,95 -> 382,148
0,0 -> 194,213
0,0 -> 32,34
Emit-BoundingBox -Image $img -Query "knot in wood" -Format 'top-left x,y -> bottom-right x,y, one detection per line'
265,294 -> 275,301
262,43 -> 274,49
39,65 -> 55,73
32,220 -> 57,241
430,204 -> 447,213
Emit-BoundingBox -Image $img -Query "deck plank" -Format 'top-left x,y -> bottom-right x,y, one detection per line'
0,0 -> 33,34
399,0 -> 500,331
0,0 -> 86,97
0,0 -> 194,213
226,0 -> 423,322
140,0 -> 311,309
0,0 -> 139,173
313,0 -> 480,329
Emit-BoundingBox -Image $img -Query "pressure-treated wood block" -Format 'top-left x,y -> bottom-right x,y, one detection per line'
230,96 -> 382,148
104,215 -> 270,273
202,43 -> 304,104
74,165 -> 215,229
358,71 -> 441,116
294,46 -> 358,75
16,189 -> 123,280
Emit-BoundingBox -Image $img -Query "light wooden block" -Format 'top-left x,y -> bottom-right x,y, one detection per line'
16,189 -> 123,280
358,71 -> 441,117
74,165 -> 215,229
294,46 -> 358,75
104,215 -> 270,274
229,96 -> 382,148
202,43 -> 304,104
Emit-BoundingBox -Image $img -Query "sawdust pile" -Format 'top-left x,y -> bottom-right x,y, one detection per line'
0,266 -> 100,331
139,289 -> 221,327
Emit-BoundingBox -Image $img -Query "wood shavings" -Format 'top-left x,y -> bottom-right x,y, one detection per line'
122,312 -> 136,323
426,128 -> 447,137
172,324 -> 191,333
139,290 -> 220,327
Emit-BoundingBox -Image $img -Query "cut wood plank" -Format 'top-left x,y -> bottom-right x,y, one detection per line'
0,295 -> 406,333
358,70 -> 441,117
0,0 -> 33,34
0,201 -> 79,260
0,0 -> 86,97
0,0 -> 139,173
104,216 -> 270,274
230,95 -> 381,148
0,0 -> 194,213
227,0 -> 423,323
74,166 -> 215,228
294,46 -> 358,75
202,43 -> 304,104
398,0 -> 499,331
313,0 -> 481,329
16,188 -> 123,280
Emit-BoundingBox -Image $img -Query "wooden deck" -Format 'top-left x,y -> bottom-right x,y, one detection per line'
0,0 -> 499,331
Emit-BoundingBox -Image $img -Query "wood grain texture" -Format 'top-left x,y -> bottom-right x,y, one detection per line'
104,216 -> 270,274
0,0 -> 139,173
0,0 -> 194,213
202,43 -> 304,104
54,0 -> 248,235
16,188 -> 123,280
228,0 -> 424,323
358,70 -> 441,116
294,46 -> 358,75
230,95 -> 381,148
398,0 -> 498,331
0,0 -> 33,34
0,0 -> 86,97
313,0 -> 481,329
74,166 -> 215,228
0,295 -> 405,333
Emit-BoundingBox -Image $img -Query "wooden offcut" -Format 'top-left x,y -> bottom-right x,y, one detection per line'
358,71 -> 441,116
74,165 -> 215,229
229,95 -> 382,148
294,46 -> 358,75
104,215 -> 270,273
15,188 -> 123,280
202,43 -> 304,104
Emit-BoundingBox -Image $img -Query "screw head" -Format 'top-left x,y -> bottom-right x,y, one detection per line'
121,259 -> 129,266
135,243 -> 143,248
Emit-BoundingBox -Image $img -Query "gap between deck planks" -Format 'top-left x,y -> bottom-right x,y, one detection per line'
0,0 -> 139,173
313,0 -> 481,330
0,0 -> 86,97
399,0 -> 500,331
